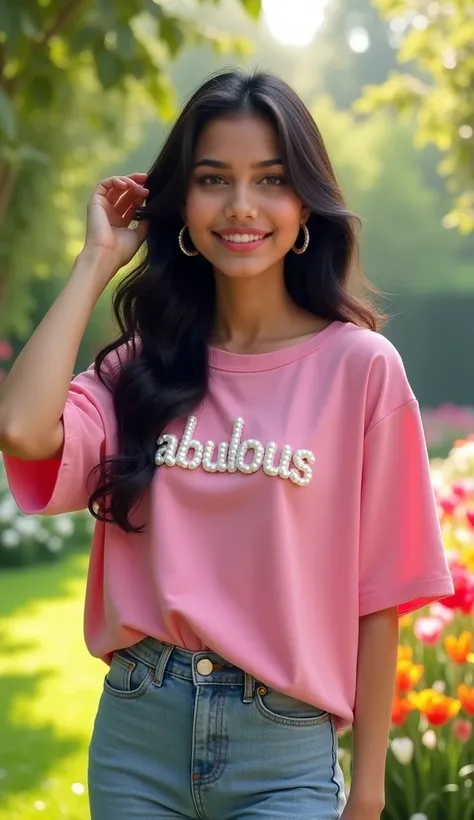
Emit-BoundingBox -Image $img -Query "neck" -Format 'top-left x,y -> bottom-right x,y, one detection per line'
212,265 -> 299,351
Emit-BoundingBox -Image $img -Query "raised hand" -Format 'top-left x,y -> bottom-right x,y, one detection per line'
84,173 -> 150,274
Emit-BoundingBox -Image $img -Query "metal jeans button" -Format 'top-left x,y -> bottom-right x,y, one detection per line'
196,658 -> 213,676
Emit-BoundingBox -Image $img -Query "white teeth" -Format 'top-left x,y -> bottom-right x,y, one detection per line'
221,234 -> 265,243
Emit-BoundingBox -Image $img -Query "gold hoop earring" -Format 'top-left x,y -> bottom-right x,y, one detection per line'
178,225 -> 199,257
292,223 -> 310,255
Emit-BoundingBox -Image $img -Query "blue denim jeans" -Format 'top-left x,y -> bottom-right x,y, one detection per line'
88,637 -> 346,819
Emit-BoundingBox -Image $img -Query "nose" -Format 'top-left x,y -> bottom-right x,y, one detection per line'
224,182 -> 257,221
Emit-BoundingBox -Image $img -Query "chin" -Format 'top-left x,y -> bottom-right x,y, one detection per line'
211,256 -> 280,280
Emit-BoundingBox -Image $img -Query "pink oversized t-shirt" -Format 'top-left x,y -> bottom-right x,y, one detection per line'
4,321 -> 453,726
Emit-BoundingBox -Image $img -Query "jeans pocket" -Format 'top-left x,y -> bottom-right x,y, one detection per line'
103,649 -> 154,700
255,685 -> 329,726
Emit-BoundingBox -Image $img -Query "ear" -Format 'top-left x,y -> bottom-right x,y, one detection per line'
301,206 -> 310,225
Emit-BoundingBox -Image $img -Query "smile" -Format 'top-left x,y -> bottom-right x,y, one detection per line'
213,231 -> 273,252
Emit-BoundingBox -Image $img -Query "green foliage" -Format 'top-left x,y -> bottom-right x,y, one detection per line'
0,0 -> 261,334
359,0 -> 474,232
313,97 -> 473,294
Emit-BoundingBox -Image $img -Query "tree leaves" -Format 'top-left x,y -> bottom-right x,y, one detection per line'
0,87 -> 15,141
93,44 -> 125,89
159,15 -> 185,57
361,0 -> 474,232
239,0 -> 262,20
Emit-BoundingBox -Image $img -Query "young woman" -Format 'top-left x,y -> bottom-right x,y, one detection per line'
0,70 -> 453,819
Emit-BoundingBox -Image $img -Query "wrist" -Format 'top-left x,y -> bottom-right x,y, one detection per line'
346,791 -> 384,817
77,244 -> 120,272
71,246 -> 119,295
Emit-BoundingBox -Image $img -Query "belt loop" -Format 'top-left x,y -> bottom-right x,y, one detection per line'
243,672 -> 255,704
153,643 -> 174,686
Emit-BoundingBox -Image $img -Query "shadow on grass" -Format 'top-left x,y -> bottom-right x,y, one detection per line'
0,667 -> 84,807
0,551 -> 88,620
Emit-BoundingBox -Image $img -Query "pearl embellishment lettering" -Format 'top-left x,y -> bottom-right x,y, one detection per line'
155,417 -> 314,486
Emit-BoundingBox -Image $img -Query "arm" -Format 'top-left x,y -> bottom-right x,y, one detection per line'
0,173 -> 148,461
343,607 -> 399,819
0,248 -> 112,460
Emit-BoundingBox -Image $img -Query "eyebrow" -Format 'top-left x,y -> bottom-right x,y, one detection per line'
194,158 -> 284,170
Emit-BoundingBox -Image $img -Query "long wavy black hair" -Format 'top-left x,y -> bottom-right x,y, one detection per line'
89,68 -> 384,533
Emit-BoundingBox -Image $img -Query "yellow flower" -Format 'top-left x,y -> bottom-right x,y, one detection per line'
408,689 -> 461,726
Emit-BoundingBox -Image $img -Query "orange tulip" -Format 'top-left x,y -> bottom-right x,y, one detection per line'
408,689 -> 461,726
392,696 -> 415,726
445,631 -> 473,664
396,658 -> 424,693
458,684 -> 474,715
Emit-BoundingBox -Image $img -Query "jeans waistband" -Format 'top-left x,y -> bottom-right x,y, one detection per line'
124,636 -> 256,703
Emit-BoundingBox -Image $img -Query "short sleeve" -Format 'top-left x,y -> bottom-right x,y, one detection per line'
3,366 -> 114,516
359,399 -> 454,616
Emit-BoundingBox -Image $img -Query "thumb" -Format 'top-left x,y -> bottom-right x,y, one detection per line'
134,219 -> 148,246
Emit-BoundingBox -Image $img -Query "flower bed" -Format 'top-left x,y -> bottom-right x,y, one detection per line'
339,437 -> 474,820
0,456 -> 93,567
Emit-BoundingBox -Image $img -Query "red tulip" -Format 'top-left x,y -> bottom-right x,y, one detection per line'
440,497 -> 458,516
453,481 -> 468,499
442,565 -> 474,614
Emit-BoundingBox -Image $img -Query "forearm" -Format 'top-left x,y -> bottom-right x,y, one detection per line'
0,247 -> 114,459
349,607 -> 399,813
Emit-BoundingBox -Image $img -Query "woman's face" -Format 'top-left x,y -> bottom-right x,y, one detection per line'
184,114 -> 308,279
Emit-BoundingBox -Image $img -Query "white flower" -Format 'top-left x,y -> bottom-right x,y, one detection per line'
422,729 -> 437,750
409,814 -> 428,820
391,737 -> 415,765
1,529 -> 20,548
53,516 -> 74,537
33,801 -> 46,811
45,536 -> 63,553
14,517 -> 40,536
0,497 -> 17,521
433,680 -> 446,693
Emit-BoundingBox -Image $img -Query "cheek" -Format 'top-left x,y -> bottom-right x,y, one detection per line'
185,189 -> 217,231
267,196 -> 304,233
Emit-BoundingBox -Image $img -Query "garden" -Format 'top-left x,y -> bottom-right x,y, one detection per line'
0,429 -> 474,818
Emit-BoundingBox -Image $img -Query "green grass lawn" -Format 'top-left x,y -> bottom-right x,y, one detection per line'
0,552 -> 103,819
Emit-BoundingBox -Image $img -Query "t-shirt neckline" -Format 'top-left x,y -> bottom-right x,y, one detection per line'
208,320 -> 346,373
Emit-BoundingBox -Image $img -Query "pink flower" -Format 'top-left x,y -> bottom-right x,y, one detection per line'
414,616 -> 444,645
0,340 -> 12,361
453,719 -> 473,743
453,481 -> 468,500
466,510 -> 474,528
439,497 -> 458,516
430,603 -> 455,624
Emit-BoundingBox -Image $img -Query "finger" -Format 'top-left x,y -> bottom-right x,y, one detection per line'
114,188 -> 149,219
122,195 -> 148,224
107,179 -> 149,209
134,220 -> 149,245
126,172 -> 148,182
96,176 -> 129,196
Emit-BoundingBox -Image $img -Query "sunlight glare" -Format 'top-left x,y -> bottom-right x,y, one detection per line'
262,0 -> 329,48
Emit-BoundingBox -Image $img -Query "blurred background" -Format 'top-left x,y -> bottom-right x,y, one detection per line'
0,1 -> 473,818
